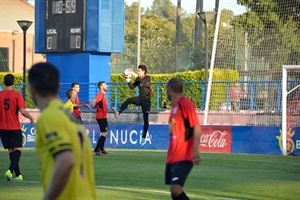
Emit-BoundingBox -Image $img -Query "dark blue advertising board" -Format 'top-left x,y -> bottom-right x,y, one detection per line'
1,124 -> 299,156
232,126 -> 300,155
1,124 -> 169,150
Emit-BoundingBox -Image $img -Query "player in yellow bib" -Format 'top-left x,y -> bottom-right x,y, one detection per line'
28,62 -> 96,200
64,89 -> 77,112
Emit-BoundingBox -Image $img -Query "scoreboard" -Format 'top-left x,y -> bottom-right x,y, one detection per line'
45,0 -> 85,52
36,0 -> 124,53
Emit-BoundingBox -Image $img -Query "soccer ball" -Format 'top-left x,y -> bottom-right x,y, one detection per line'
123,69 -> 132,78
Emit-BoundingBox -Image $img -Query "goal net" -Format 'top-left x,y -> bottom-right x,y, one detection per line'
205,0 -> 300,127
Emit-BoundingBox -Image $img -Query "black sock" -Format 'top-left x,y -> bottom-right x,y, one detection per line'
142,133 -> 147,139
143,113 -> 149,134
15,164 -> 21,176
172,192 -> 189,200
94,137 -> 102,152
9,150 -> 21,175
8,152 -> 13,173
99,136 -> 106,150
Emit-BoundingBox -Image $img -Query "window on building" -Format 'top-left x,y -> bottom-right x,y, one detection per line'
0,48 -> 9,72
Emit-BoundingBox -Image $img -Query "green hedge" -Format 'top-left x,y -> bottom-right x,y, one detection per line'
1,68 -> 239,110
0,73 -> 35,108
111,68 -> 239,110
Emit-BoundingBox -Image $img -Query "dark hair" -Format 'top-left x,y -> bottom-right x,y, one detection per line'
66,89 -> 74,99
138,65 -> 147,74
98,81 -> 105,88
28,62 -> 59,97
167,78 -> 183,94
4,74 -> 14,86
71,82 -> 79,88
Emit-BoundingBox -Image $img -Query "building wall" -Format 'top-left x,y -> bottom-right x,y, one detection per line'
0,31 -> 45,73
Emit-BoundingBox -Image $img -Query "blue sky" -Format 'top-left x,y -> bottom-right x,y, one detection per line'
125,0 -> 200,14
127,0 -> 246,14
125,0 -> 220,13
28,0 -> 245,14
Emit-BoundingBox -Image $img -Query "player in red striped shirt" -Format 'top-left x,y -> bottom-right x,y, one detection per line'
0,74 -> 34,181
88,81 -> 109,155
71,82 -> 88,123
165,78 -> 201,200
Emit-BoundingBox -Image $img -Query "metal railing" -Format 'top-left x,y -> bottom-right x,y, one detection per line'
1,80 -> 299,113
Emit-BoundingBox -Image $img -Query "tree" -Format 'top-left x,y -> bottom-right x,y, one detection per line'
233,0 -> 300,71
112,1 -> 202,74
180,14 -> 198,70
150,0 -> 177,23
214,9 -> 240,69
124,2 -> 142,66
140,15 -> 176,73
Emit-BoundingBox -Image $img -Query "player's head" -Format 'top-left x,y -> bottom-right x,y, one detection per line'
66,89 -> 77,102
98,81 -> 107,92
137,65 -> 147,77
28,62 -> 60,102
71,82 -> 80,93
234,81 -> 240,87
167,78 -> 183,101
4,74 -> 15,87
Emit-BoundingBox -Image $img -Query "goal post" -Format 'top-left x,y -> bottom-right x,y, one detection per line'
203,0 -> 222,125
282,65 -> 300,156
204,0 -> 300,128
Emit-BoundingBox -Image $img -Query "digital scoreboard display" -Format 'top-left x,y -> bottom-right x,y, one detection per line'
45,0 -> 85,52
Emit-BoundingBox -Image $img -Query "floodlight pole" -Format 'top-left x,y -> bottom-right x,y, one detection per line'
198,11 -> 215,82
204,21 -> 208,81
137,0 -> 141,67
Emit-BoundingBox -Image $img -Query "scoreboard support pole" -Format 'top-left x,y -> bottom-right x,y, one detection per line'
47,52 -> 111,103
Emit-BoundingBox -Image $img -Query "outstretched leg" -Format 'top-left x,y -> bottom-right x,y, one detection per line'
119,97 -> 140,114
113,97 -> 140,118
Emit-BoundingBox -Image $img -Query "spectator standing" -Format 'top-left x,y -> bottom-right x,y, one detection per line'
229,82 -> 244,111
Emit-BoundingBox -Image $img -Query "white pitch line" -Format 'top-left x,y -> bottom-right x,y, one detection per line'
19,180 -> 242,200
96,185 -> 205,198
96,185 -> 243,200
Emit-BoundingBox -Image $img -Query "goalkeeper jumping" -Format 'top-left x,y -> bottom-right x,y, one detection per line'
113,65 -> 153,146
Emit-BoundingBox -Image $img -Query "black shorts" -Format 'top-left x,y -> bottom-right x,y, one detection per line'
140,97 -> 151,114
129,97 -> 151,113
96,119 -> 108,132
165,161 -> 193,186
76,116 -> 82,123
0,130 -> 23,149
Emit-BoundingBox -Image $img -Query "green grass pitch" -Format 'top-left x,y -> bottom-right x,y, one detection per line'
0,148 -> 299,200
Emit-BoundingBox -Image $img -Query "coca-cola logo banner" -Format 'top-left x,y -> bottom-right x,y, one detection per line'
200,126 -> 232,153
